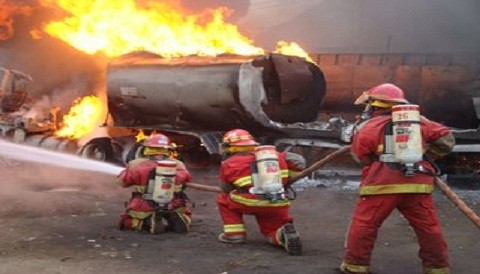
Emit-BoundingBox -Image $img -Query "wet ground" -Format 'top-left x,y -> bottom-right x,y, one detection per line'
0,158 -> 479,274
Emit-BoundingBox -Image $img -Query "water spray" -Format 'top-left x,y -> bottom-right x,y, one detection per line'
0,139 -> 123,175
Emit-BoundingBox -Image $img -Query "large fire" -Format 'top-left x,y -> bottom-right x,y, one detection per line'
37,0 -> 312,61
3,1 -> 314,140
55,95 -> 104,139
0,0 -> 31,41
38,0 -> 264,58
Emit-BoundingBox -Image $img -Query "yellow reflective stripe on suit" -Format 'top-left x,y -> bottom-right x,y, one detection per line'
223,224 -> 246,233
233,176 -> 252,188
359,184 -> 434,195
423,267 -> 450,274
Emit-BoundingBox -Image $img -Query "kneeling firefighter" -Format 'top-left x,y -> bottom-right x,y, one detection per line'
216,129 -> 306,255
116,133 -> 192,234
339,83 -> 455,274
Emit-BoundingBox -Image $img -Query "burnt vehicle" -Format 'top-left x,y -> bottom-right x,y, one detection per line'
80,52 -> 480,181
0,67 -> 77,153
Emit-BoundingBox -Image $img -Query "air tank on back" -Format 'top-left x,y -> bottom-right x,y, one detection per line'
106,52 -> 326,133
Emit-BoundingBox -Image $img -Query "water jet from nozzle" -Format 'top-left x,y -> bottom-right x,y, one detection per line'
0,140 -> 123,175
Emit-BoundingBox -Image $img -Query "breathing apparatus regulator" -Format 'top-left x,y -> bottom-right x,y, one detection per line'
380,104 -> 431,176
146,160 -> 177,209
249,145 -> 286,201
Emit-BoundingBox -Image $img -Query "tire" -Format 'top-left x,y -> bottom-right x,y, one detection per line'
79,137 -> 114,162
125,142 -> 144,164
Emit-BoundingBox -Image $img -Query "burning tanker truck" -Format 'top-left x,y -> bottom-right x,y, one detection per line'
78,52 -> 353,165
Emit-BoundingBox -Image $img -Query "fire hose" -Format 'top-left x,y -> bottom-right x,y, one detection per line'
287,146 -> 352,185
434,177 -> 480,228
187,182 -> 222,193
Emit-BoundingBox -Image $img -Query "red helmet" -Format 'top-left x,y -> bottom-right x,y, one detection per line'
354,83 -> 409,105
143,133 -> 172,149
222,129 -> 259,146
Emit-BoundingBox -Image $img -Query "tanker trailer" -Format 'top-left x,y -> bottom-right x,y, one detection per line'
0,68 -> 78,154
80,52 -> 352,164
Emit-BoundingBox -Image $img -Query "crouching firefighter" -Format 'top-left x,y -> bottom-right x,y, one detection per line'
216,129 -> 306,255
116,133 -> 192,234
339,83 -> 455,274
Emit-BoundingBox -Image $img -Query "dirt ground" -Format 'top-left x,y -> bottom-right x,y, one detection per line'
0,159 -> 479,274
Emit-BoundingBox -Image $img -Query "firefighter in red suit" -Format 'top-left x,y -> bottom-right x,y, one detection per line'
339,84 -> 455,274
116,133 -> 192,234
216,129 -> 306,255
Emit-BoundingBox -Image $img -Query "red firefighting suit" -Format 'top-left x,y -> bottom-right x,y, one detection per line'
216,151 -> 303,246
341,110 -> 455,274
116,157 -> 192,232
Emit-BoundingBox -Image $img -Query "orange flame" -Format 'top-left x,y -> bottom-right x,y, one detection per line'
135,129 -> 150,143
55,95 -> 104,139
0,0 -> 31,41
274,41 -> 314,63
38,0 -> 264,58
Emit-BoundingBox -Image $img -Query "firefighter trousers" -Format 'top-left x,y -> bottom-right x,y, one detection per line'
118,195 -> 191,233
342,193 -> 449,273
216,193 -> 293,245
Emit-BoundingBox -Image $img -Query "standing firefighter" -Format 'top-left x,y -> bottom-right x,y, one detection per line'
339,84 -> 455,274
216,129 -> 306,255
116,133 -> 192,234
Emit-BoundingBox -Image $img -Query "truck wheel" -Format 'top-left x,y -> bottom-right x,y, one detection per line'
79,138 -> 114,162
125,143 -> 144,163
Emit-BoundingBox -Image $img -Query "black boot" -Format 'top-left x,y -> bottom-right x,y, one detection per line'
281,223 -> 302,256
165,211 -> 189,234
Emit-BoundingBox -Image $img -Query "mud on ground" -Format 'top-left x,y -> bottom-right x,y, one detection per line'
0,160 -> 479,274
